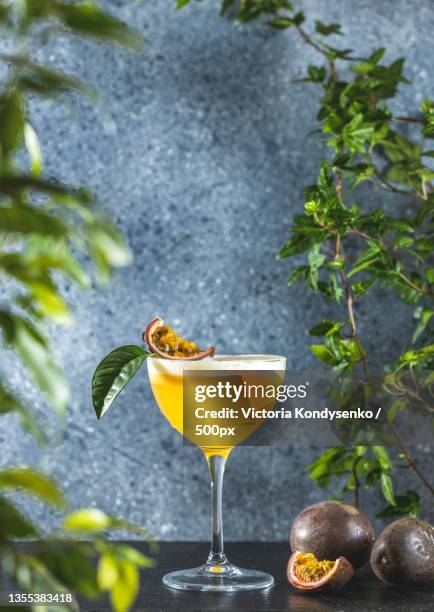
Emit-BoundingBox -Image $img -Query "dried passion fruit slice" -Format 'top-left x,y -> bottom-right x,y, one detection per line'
287,551 -> 354,592
144,316 -> 215,360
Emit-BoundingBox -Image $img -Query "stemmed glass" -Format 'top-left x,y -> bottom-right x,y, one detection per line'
147,354 -> 286,592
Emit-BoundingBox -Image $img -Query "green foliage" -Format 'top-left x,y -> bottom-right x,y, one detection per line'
0,468 -> 156,608
0,2 -> 152,610
0,467 -> 65,508
202,0 -> 434,514
92,346 -> 153,419
376,490 -> 420,518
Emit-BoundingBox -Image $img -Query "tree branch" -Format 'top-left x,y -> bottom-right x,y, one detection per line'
295,25 -> 338,80
393,115 -> 425,125
286,6 -> 434,502
396,272 -> 433,297
389,423 -> 434,496
352,455 -> 362,509
371,166 -> 414,196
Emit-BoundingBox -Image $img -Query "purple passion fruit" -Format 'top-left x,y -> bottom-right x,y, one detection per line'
287,551 -> 354,592
144,316 -> 215,360
290,500 -> 375,569
370,517 -> 434,586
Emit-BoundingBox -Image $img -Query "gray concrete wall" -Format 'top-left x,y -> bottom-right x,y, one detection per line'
2,0 -> 433,539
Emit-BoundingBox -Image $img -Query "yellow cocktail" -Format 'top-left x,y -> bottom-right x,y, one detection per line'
147,353 -> 286,591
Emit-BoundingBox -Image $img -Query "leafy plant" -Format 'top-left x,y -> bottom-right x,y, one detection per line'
179,0 -> 434,517
92,346 -> 152,420
0,2 -> 154,610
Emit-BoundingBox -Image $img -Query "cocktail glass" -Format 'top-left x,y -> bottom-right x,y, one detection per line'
147,354 -> 286,592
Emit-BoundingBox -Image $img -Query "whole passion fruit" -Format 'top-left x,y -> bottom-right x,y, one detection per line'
287,551 -> 354,592
290,501 -> 375,569
370,517 -> 434,586
144,316 -> 215,360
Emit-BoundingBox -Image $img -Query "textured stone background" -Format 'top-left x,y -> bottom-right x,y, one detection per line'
2,0 -> 433,539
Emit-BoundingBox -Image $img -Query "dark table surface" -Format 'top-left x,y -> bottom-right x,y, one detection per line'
82,541 -> 434,612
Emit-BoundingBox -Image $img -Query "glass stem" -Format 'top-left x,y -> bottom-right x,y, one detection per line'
206,454 -> 227,565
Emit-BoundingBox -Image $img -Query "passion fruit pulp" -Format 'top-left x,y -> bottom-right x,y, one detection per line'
287,551 -> 354,592
290,500 -> 375,569
144,316 -> 215,360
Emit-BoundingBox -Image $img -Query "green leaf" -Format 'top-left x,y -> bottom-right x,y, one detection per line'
0,54 -> 96,100
323,44 -> 353,61
24,237 -> 90,288
23,123 -> 42,176
278,234 -> 321,259
0,383 -> 48,444
326,259 -> 345,270
0,206 -> 67,237
399,345 -> 434,366
412,308 -> 434,343
352,279 -> 376,296
351,62 -> 375,75
394,235 -> 414,249
0,498 -> 37,540
384,217 -> 414,233
291,11 -> 305,26
351,165 -> 375,188
387,398 -> 408,423
176,0 -> 191,7
0,383 -> 23,416
287,265 -> 309,287
0,311 -> 70,414
92,346 -> 151,419
64,509 -> 154,543
98,549 -> 142,612
310,344 -> 337,366
370,47 -> 386,64
1,251 -> 76,324
0,91 -> 24,157
29,282 -> 72,324
14,320 -> 70,414
88,221 -> 132,280
380,472 -> 396,506
220,0 -> 235,15
0,496 -> 38,539
64,508 -> 111,531
112,545 -> 156,568
0,467 -> 65,508
377,490 -> 420,518
348,242 -> 385,278
315,21 -> 342,36
98,552 -> 119,589
342,113 -> 375,153
308,244 -> 326,290
0,174 -> 92,200
421,99 -> 434,138
309,319 -> 343,336
268,18 -> 295,30
0,2 -> 10,21
56,3 -> 143,50
372,445 -> 393,470
35,544 -> 100,599
110,560 -> 139,612
308,65 -> 326,83
426,268 -> 434,284
11,552 -> 75,604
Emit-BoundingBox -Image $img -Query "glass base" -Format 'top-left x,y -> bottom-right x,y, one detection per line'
162,562 -> 274,592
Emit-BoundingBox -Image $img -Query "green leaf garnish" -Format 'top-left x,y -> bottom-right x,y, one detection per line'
92,345 -> 152,419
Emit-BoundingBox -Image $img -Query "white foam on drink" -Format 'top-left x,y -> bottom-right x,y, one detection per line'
147,354 -> 286,378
